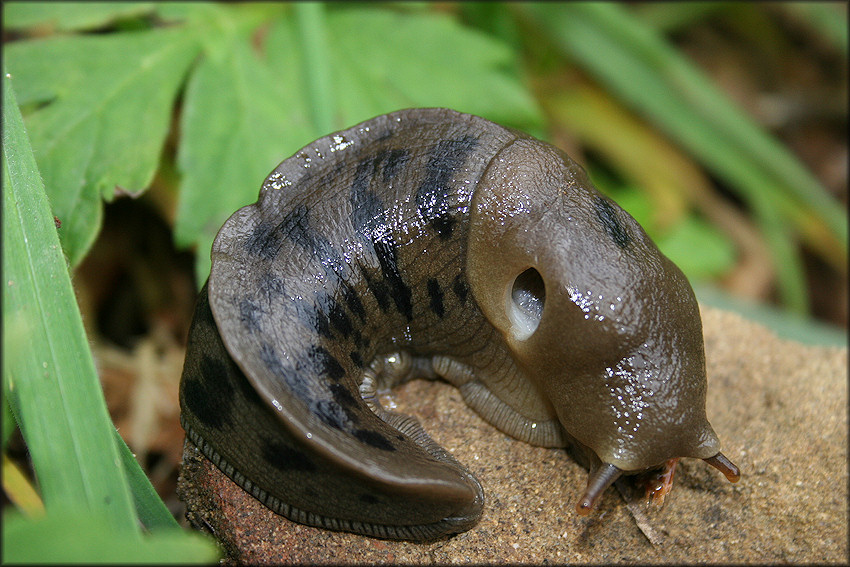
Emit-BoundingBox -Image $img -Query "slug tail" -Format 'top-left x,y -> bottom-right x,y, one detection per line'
576,463 -> 622,515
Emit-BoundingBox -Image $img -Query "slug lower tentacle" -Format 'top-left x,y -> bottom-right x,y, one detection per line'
179,107 -> 739,541
704,452 -> 742,483
577,463 -> 622,516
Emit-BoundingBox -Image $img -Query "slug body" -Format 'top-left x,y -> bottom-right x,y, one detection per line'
179,108 -> 738,541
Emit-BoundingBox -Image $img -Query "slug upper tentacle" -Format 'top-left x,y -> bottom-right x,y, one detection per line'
179,108 -> 738,541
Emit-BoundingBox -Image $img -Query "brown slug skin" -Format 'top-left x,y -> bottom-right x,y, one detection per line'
179,108 -> 738,541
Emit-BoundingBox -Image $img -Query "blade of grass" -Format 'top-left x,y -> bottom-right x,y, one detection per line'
113,430 -> 181,532
5,26 -> 202,266
748,189 -> 808,316
782,2 -> 848,56
520,2 -> 847,313
2,454 -> 46,518
3,69 -> 138,532
544,83 -> 689,226
695,283 -> 849,347
633,2 -> 733,33
3,509 -> 220,564
2,395 -> 14,450
534,3 -> 845,243
294,2 -> 334,134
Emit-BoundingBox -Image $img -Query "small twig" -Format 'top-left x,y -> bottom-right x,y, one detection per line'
615,479 -> 665,545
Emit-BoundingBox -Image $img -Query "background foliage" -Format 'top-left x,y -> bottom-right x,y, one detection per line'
3,2 -> 846,562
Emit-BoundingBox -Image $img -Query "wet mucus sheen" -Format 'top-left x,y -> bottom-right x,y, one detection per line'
179,108 -> 739,541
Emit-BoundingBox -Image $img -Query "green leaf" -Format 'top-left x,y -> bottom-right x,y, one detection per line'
3,2 -> 156,32
611,187 -> 736,280
174,21 -> 315,284
325,7 -> 542,131
3,70 -> 138,532
4,27 -> 201,265
617,191 -> 735,281
659,220 -> 737,281
3,509 -> 220,564
175,6 -> 543,282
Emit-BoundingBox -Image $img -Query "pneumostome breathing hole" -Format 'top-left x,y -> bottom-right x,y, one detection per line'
508,267 -> 545,341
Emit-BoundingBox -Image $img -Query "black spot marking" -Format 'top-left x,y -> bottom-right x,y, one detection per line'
259,341 -> 286,376
349,327 -> 364,353
181,287 -> 244,429
260,341 -> 311,403
292,297 -> 333,340
307,345 -> 346,381
245,221 -> 281,261
380,148 -> 410,182
329,382 -> 358,409
374,238 -> 413,321
238,298 -> 265,332
200,355 -> 229,387
182,355 -> 235,429
312,309 -> 333,339
349,351 -> 365,368
363,272 -> 391,312
452,274 -> 469,304
308,375 -> 366,433
341,283 -> 366,322
279,204 -> 348,277
281,204 -> 313,248
349,168 -> 414,320
257,272 -> 286,302
350,176 -> 391,252
261,439 -> 317,472
313,399 -> 352,431
327,297 -> 353,339
416,136 -> 479,239
359,493 -> 380,505
351,158 -> 382,238
354,429 -> 396,451
594,196 -> 630,249
427,278 -> 445,318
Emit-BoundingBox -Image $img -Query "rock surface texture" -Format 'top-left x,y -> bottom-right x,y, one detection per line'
177,306 -> 848,564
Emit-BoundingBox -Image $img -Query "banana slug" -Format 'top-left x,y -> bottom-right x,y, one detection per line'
179,108 -> 739,541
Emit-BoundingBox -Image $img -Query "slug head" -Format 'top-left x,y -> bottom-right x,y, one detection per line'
468,139 -> 738,513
